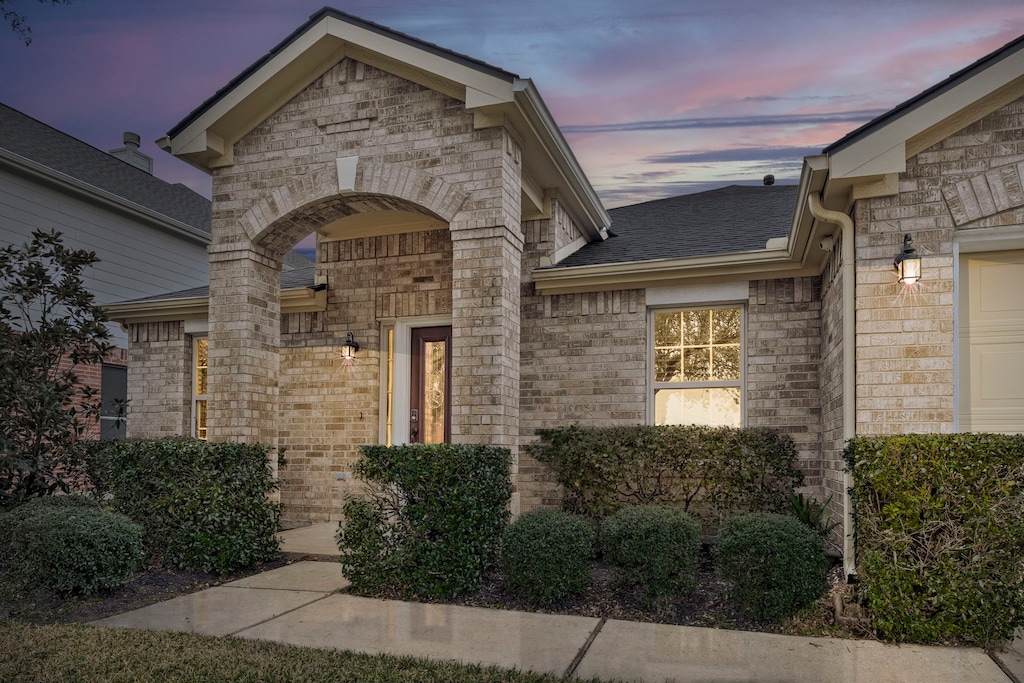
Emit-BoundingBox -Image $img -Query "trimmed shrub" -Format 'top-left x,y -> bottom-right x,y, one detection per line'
716,512 -> 827,621
86,439 -> 282,574
527,424 -> 802,520
846,434 -> 1024,646
338,443 -> 511,599
600,505 -> 701,604
500,509 -> 594,604
0,495 -> 103,576
6,504 -> 143,594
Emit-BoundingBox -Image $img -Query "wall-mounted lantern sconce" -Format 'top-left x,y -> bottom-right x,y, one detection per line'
894,233 -> 922,285
340,332 -> 360,360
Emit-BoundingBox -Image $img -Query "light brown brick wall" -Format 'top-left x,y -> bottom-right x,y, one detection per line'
850,98 -> 1024,434
518,200 -> 646,511
819,238 -> 846,524
276,229 -> 452,523
126,321 -> 191,438
746,277 -> 823,488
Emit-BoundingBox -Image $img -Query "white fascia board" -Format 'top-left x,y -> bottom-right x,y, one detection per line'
104,287 -> 324,324
531,247 -> 813,295
0,148 -> 210,246
829,48 -> 1024,179
511,79 -> 609,240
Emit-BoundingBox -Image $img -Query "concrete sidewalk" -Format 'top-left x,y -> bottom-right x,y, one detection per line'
92,561 -> 1013,683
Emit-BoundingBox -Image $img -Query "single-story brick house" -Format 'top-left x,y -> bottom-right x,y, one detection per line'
107,9 -> 1024,572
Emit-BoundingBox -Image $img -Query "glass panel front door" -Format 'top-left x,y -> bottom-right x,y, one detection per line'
410,326 -> 451,443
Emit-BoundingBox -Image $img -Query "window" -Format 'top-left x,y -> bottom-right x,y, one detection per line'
100,364 -> 127,440
652,307 -> 742,427
193,337 -> 208,440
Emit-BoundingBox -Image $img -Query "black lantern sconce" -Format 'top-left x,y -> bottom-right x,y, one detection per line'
340,332 -> 360,360
894,233 -> 922,285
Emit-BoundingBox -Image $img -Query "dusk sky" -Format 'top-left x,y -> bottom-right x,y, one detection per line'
3,0 -> 1024,209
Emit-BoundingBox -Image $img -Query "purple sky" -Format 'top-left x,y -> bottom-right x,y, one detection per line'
3,0 -> 1024,209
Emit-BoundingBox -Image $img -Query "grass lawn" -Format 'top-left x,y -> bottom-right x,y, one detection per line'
0,620 -> 604,683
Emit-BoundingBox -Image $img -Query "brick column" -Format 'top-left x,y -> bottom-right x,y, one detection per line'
450,223 -> 523,448
206,243 -> 282,451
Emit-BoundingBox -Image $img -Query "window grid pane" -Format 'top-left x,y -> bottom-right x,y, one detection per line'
653,307 -> 742,427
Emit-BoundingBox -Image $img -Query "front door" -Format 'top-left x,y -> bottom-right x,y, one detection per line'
410,326 -> 451,443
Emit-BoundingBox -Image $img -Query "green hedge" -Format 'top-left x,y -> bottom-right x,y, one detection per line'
846,434 -> 1024,646
87,439 -> 282,574
527,424 -> 802,519
716,512 -> 827,621
600,505 -> 701,604
500,509 -> 594,604
338,443 -> 511,599
3,498 -> 143,595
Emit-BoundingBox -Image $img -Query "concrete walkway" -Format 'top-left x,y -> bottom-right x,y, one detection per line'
91,561 -> 1014,683
278,521 -> 340,557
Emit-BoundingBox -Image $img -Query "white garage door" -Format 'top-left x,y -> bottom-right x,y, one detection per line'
959,249 -> 1024,433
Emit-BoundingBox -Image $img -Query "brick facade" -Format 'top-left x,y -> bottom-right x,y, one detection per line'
851,96 -> 1024,436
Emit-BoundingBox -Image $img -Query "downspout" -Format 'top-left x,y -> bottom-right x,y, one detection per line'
807,193 -> 857,578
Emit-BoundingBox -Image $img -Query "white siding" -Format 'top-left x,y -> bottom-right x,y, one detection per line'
0,167 -> 209,347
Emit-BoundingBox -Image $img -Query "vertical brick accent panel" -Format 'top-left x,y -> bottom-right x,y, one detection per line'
746,277 -> 823,488
127,322 -> 190,437
518,200 -> 646,512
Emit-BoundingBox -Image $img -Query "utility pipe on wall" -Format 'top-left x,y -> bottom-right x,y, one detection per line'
807,192 -> 857,577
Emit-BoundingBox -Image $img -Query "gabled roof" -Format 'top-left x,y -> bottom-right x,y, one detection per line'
551,185 -> 797,269
821,33 -> 1024,181
169,7 -> 517,140
0,103 -> 211,239
158,7 -> 609,239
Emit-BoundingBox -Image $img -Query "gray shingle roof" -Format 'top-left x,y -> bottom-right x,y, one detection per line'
0,103 -> 211,233
548,184 -> 797,269
117,266 -> 316,304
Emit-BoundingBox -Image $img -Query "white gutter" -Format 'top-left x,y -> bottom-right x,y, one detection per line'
105,286 -> 326,324
807,192 -> 857,578
0,148 -> 211,246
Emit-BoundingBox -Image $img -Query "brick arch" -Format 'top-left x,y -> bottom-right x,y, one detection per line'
242,158 -> 468,258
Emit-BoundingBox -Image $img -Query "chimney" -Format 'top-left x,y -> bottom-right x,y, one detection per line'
109,132 -> 153,174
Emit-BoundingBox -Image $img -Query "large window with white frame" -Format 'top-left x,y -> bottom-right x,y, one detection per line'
652,306 -> 742,427
193,337 -> 208,440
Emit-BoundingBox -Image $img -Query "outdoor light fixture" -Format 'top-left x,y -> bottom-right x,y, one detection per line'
894,233 -> 922,285
340,332 -> 360,360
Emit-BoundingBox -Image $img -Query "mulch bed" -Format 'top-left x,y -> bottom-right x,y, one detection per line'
0,556 -> 291,625
3,548 -> 855,640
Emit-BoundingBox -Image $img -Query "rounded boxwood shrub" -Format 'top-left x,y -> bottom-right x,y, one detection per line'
7,504 -> 144,595
500,509 -> 594,604
716,512 -> 827,621
0,496 -> 102,568
600,505 -> 701,603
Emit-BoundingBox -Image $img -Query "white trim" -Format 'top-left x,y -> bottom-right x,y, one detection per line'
184,319 -> 209,335
646,281 -> 749,307
953,242 -> 961,432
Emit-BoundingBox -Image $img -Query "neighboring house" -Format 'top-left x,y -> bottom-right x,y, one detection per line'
105,8 -> 1024,572
0,104 -> 212,439
0,102 -> 316,440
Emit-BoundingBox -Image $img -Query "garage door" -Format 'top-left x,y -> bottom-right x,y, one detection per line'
959,249 -> 1024,433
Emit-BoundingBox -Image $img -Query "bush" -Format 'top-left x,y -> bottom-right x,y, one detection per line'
846,434 -> 1024,646
527,424 -> 802,520
600,505 -> 701,604
716,512 -> 827,621
86,439 -> 282,574
500,509 -> 594,604
5,503 -> 143,594
338,444 -> 511,599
